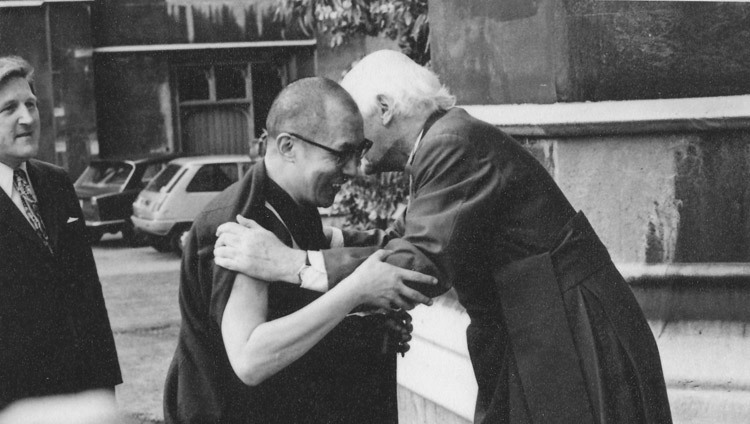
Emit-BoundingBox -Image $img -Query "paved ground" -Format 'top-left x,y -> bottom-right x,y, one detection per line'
93,234 -> 181,424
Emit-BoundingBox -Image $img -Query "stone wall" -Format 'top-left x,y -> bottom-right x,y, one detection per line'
429,0 -> 750,104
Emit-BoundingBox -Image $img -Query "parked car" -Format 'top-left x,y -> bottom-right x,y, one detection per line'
75,153 -> 181,244
131,155 -> 254,254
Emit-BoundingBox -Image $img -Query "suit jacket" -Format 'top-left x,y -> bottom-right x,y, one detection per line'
322,108 -> 672,423
0,159 -> 121,409
164,161 -> 397,424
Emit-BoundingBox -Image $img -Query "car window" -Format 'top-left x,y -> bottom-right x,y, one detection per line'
141,162 -> 168,185
76,162 -> 134,189
145,164 -> 183,193
186,164 -> 239,193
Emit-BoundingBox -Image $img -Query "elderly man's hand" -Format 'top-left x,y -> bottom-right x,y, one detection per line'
214,215 -> 305,283
344,250 -> 436,310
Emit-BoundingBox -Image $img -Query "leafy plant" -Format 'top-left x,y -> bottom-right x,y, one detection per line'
332,172 -> 409,230
274,0 -> 430,65
271,1 -> 426,229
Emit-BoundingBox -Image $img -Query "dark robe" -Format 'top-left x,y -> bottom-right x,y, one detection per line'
321,108 -> 673,423
163,160 -> 398,424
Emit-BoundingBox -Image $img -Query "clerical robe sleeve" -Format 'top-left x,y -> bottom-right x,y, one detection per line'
322,132 -> 500,298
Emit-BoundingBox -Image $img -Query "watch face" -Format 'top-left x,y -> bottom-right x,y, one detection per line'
297,264 -> 312,284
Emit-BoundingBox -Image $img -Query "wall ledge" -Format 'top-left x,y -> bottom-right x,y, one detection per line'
618,262 -> 750,285
0,0 -> 92,7
93,39 -> 317,54
462,95 -> 750,137
401,263 -> 750,422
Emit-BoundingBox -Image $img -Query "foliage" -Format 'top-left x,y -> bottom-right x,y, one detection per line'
274,0 -> 430,65
272,1 -> 427,228
331,172 -> 409,230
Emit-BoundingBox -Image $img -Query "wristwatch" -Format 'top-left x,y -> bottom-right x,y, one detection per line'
296,251 -> 312,285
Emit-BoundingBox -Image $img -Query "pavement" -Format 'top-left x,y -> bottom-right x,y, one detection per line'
93,235 -> 181,424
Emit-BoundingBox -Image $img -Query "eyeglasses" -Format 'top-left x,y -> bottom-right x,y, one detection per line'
284,131 -> 373,165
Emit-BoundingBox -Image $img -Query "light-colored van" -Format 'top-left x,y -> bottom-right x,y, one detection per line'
132,155 -> 254,253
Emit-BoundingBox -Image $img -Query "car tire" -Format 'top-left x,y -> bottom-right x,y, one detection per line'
121,222 -> 145,247
87,229 -> 103,244
152,239 -> 172,253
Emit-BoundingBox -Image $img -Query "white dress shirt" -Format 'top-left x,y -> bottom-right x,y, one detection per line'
0,160 -> 37,226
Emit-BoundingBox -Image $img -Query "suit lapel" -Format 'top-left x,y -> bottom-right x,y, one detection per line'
0,184 -> 49,249
26,161 -> 61,254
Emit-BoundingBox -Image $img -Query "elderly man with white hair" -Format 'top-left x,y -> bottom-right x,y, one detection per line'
215,50 -> 672,424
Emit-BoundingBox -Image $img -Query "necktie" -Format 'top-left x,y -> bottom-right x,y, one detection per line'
13,168 -> 53,253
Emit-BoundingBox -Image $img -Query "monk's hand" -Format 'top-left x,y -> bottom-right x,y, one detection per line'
214,215 -> 306,283
381,309 -> 413,356
344,250 -> 436,310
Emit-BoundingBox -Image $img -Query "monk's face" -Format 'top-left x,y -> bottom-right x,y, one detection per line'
293,106 -> 364,207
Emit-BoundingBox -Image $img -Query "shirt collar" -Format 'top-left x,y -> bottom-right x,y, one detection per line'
407,129 -> 424,167
0,160 -> 27,199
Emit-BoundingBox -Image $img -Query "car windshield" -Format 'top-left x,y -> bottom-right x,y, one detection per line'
145,164 -> 183,193
76,162 -> 134,189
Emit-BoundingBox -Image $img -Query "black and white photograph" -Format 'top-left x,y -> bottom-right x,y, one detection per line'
0,1 -> 748,423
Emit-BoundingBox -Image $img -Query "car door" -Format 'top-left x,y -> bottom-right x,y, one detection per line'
166,162 -> 244,222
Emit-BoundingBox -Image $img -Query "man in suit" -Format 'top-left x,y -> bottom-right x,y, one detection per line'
163,77 -> 435,424
214,50 -> 673,423
0,56 -> 121,410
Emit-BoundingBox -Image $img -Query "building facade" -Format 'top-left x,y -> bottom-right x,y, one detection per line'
91,0 -> 316,160
0,0 -> 317,178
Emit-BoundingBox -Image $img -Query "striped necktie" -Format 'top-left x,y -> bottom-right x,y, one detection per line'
13,168 -> 53,253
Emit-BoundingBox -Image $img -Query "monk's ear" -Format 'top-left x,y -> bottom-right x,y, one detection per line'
275,134 -> 296,162
376,94 -> 394,126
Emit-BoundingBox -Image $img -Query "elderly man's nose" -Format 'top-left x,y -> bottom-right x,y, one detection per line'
342,156 -> 360,177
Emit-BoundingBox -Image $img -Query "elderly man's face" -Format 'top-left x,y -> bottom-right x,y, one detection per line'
0,76 -> 39,168
359,109 -> 404,175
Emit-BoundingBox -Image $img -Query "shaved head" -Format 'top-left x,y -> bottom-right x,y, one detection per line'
266,77 -> 361,142
262,77 -> 365,207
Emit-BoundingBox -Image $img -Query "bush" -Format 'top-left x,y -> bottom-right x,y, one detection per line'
332,172 -> 409,230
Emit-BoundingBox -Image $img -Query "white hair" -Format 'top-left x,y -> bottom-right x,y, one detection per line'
341,50 -> 456,119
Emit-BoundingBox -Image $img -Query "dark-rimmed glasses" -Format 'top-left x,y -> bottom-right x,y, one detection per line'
284,131 -> 373,165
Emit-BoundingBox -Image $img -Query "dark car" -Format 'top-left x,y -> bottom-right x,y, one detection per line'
75,153 -> 181,244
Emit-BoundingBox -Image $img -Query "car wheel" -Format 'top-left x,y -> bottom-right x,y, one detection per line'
121,222 -> 145,247
152,239 -> 172,253
87,229 -> 103,244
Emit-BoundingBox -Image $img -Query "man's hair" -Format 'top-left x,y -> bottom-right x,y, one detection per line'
265,77 -> 359,138
341,50 -> 455,119
0,56 -> 34,92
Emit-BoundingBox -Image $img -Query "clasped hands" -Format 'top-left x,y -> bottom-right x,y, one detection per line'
214,215 -> 438,356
